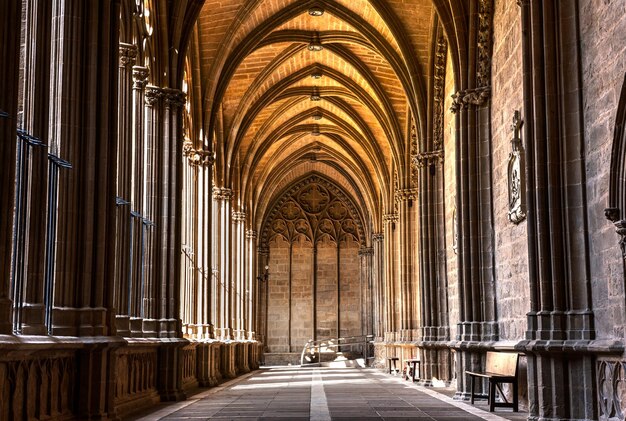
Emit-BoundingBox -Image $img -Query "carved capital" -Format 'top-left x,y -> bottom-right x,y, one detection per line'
246,229 -> 258,239
450,86 -> 491,113
145,85 -> 162,107
220,188 -> 233,200
395,188 -> 417,202
132,66 -> 149,90
119,43 -> 138,69
232,211 -> 246,223
383,213 -> 398,224
358,247 -> 374,257
186,148 -> 214,167
372,233 -> 384,242
412,150 -> 444,169
162,87 -> 186,109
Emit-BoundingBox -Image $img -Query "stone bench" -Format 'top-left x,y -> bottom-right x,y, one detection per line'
466,351 -> 519,412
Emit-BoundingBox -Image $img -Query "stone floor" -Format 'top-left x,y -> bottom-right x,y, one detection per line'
130,367 -> 528,421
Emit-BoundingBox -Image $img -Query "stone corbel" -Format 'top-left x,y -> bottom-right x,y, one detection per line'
394,188 -> 417,206
605,207 -> 626,259
450,87 -> 491,113
411,150 -> 444,169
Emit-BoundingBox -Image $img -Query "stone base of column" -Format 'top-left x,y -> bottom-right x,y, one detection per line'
237,342 -> 251,374
20,303 -> 46,335
0,298 -> 12,334
50,307 -> 110,336
76,337 -> 127,419
158,338 -> 189,402
115,315 -> 131,337
220,342 -> 237,378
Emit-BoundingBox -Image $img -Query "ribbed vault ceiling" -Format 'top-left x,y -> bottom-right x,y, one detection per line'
193,0 -> 436,236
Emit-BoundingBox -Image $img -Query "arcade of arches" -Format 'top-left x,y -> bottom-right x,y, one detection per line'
1,0 -> 626,420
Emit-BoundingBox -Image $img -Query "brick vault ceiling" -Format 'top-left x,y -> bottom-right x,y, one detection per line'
193,0 -> 435,227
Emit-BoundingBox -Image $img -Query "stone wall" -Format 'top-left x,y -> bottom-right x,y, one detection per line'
580,0 -> 626,342
266,236 -> 363,355
490,0 -> 529,341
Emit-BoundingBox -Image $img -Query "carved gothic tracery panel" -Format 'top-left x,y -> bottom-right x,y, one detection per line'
261,175 -> 364,246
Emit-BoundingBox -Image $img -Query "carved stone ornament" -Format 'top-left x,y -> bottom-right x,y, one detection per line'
412,150 -> 443,169
597,359 -> 626,420
261,175 -> 364,246
119,43 -> 138,68
232,211 -> 246,223
132,66 -> 149,90
450,87 -> 491,113
477,0 -> 494,88
372,232 -> 384,242
433,36 -> 448,150
507,110 -> 526,224
395,188 -> 417,203
145,85 -> 162,106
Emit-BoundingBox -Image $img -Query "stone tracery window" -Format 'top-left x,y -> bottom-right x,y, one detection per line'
262,175 -> 363,247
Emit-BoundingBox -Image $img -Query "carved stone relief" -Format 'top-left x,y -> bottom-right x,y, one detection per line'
508,110 -> 526,224
598,359 -> 626,421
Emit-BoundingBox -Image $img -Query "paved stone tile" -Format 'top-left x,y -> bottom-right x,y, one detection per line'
132,367 -> 527,421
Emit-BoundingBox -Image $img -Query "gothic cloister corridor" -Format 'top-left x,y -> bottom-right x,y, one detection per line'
1,0 -> 626,420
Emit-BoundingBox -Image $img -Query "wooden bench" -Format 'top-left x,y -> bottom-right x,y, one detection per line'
466,351 -> 519,412
403,358 -> 420,382
386,357 -> 399,374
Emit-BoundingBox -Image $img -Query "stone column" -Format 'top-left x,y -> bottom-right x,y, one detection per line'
0,0 -> 21,335
382,213 -> 398,341
396,189 -> 418,341
113,42 -> 137,334
48,0 -> 120,337
212,187 -> 222,337
141,85 -> 162,336
20,0 -> 53,335
45,1 -> 123,418
246,229 -> 258,339
519,1 -> 599,418
220,188 -> 233,339
163,88 -> 186,337
372,233 -> 384,341
447,0 -> 497,399
129,65 -> 149,336
232,211 -> 246,340
359,247 -> 374,336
